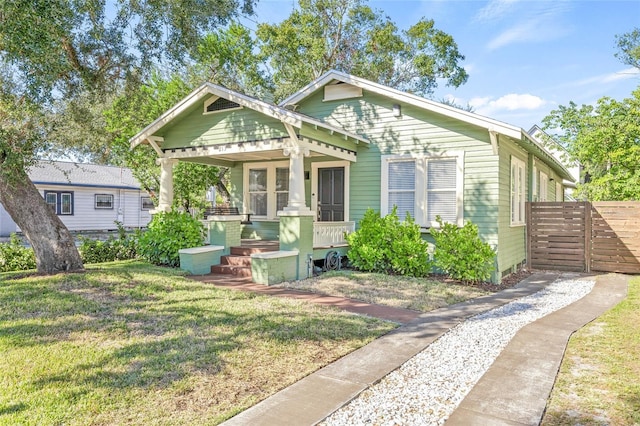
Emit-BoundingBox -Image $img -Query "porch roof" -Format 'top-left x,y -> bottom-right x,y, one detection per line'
129,82 -> 369,152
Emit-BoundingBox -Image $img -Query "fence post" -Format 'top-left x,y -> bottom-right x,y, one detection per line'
584,201 -> 592,273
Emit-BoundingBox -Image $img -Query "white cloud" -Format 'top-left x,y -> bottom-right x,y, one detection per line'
569,68 -> 640,87
470,93 -> 548,115
474,0 -> 520,23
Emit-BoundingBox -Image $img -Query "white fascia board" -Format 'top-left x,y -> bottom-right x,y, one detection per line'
129,83 -> 303,150
280,70 -> 522,139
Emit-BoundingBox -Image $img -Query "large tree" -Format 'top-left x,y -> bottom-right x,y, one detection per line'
543,27 -> 640,201
0,0 -> 254,274
255,0 -> 468,101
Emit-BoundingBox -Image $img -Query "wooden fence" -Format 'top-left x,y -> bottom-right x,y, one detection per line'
527,201 -> 640,274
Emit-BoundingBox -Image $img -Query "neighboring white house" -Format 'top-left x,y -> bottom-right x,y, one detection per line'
0,161 -> 153,237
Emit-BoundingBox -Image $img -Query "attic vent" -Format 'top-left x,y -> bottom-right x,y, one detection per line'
324,82 -> 362,102
204,96 -> 242,114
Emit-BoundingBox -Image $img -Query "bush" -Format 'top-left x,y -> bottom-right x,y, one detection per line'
430,216 -> 495,283
138,211 -> 204,267
347,207 -> 432,277
78,223 -> 140,264
0,234 -> 36,272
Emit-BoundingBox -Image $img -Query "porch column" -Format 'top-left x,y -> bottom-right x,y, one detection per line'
283,145 -> 311,213
156,158 -> 177,212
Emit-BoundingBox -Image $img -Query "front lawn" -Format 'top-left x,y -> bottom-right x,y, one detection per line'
0,261 -> 395,425
277,270 -> 492,312
542,276 -> 640,425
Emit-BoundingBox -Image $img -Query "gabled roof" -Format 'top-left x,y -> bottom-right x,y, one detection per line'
29,161 -> 142,190
280,70 -> 574,182
129,82 -> 368,149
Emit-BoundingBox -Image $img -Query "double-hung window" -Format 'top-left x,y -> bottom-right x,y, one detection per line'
381,152 -> 463,227
95,194 -> 114,209
244,161 -> 290,219
44,191 -> 74,215
510,156 -> 526,225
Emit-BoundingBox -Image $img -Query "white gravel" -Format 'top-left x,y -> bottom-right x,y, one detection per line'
321,274 -> 596,426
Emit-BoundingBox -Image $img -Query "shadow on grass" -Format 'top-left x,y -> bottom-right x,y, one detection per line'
2,262 -> 390,394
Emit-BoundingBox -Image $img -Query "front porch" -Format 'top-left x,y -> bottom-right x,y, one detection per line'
197,216 -> 353,284
128,82 -> 369,284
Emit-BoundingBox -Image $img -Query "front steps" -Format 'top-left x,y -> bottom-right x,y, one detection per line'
210,241 -> 279,277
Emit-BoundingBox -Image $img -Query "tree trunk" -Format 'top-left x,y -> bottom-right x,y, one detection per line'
0,168 -> 84,274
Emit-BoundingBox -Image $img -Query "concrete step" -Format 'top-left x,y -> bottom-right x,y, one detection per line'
221,255 -> 252,266
210,264 -> 252,277
230,245 -> 279,256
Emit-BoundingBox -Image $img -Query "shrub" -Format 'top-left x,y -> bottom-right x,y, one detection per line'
347,207 -> 432,277
0,234 -> 36,272
78,223 -> 140,264
430,216 -> 495,283
138,211 -> 204,267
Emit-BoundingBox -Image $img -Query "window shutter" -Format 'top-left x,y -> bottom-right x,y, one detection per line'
388,160 -> 415,219
426,159 -> 457,223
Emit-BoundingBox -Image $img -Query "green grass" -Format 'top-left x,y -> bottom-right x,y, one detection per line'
542,276 -> 640,425
277,270 -> 490,312
0,261 -> 396,425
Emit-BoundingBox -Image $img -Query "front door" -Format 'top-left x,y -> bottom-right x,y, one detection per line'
318,167 -> 344,221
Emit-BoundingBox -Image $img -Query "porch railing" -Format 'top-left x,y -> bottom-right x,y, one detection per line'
313,221 -> 355,248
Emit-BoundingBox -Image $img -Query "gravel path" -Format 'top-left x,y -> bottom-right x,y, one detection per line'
321,274 -> 596,426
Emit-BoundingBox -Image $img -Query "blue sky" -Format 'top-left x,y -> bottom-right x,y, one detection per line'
242,0 -> 640,130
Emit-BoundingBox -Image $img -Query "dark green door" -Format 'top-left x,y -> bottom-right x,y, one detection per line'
318,167 -> 344,221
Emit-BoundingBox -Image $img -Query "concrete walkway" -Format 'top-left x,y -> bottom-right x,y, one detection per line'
446,273 -> 628,425
198,272 -> 629,426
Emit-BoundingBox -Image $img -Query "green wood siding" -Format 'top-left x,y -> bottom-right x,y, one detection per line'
497,138 -> 529,277
159,107 -> 287,150
296,89 -> 500,251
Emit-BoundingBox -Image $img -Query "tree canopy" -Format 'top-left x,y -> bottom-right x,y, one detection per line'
543,27 -> 640,201
0,0 -> 254,273
255,0 -> 468,101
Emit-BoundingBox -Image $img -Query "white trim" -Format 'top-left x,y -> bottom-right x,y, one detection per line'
381,151 -> 464,227
130,82 -> 369,149
510,156 -> 526,226
532,166 -> 538,201
311,160 -> 350,222
556,181 -> 563,201
539,171 -> 549,202
243,160 -> 289,219
280,70 -> 523,140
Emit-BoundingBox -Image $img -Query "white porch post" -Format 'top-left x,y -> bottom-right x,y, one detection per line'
156,158 -> 177,212
283,145 -> 311,212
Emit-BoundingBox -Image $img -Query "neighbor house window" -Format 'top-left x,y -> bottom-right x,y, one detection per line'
44,191 -> 74,215
141,197 -> 154,210
511,156 -> 526,225
381,152 -> 464,227
95,194 -> 114,209
243,161 -> 290,219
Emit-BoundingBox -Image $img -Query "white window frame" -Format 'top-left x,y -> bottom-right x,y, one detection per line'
556,181 -> 563,201
311,160 -> 350,222
141,197 -> 154,211
381,152 -> 464,228
243,160 -> 289,220
532,166 -> 538,201
539,171 -> 548,202
95,194 -> 114,209
511,156 -> 526,226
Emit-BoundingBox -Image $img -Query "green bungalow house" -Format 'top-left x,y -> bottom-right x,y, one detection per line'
130,70 -> 573,284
